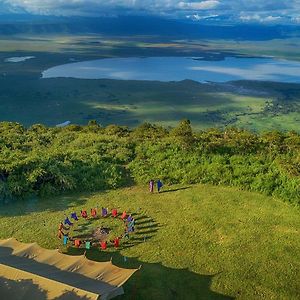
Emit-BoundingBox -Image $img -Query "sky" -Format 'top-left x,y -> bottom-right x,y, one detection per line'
0,0 -> 300,24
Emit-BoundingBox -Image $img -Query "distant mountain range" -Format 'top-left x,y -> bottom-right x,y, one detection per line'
0,14 -> 300,40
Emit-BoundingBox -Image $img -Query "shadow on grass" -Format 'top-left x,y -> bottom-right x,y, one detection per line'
0,258 -> 233,300
0,237 -> 234,300
89,251 -> 233,300
0,277 -> 91,299
0,190 -> 109,217
0,245 -> 119,299
0,277 -> 47,300
160,186 -> 191,193
63,213 -> 233,300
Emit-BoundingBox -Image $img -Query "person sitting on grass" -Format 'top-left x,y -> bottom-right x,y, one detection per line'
100,241 -> 107,250
91,208 -> 97,218
59,222 -> 68,231
111,237 -> 120,248
64,217 -> 73,226
121,211 -> 127,220
74,239 -> 81,248
111,208 -> 118,218
128,218 -> 135,228
101,207 -> 108,217
128,224 -> 135,233
127,214 -> 133,222
71,212 -> 79,221
123,227 -> 130,240
81,210 -> 88,219
63,233 -> 69,245
57,229 -> 63,239
127,218 -> 135,232
85,240 -> 91,250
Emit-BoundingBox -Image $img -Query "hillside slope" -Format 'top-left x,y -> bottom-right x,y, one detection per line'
0,184 -> 299,299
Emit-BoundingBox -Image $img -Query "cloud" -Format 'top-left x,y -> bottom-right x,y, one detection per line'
240,14 -> 283,23
178,1 -> 220,10
186,13 -> 219,20
3,0 -> 221,14
1,0 -> 300,24
291,16 -> 300,23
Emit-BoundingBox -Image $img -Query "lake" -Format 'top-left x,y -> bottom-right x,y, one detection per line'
42,56 -> 300,83
5,56 -> 35,63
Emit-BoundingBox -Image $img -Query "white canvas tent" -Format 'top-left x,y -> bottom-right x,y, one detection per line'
0,238 -> 138,300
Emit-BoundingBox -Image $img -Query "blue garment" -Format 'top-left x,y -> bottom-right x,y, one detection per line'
64,217 -> 73,226
102,207 -> 108,217
71,212 -> 78,221
157,180 -> 163,191
63,235 -> 68,245
127,215 -> 133,222
128,226 -> 134,232
128,220 -> 135,228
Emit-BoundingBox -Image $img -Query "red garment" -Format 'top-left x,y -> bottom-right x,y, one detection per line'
112,209 -> 118,217
121,211 -> 127,220
74,239 -> 81,248
100,241 -> 107,250
81,210 -> 88,218
113,238 -> 120,248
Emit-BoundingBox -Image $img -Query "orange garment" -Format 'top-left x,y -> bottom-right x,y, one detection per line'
91,208 -> 97,218
74,239 -> 81,248
57,230 -> 63,239
112,209 -> 118,217
100,241 -> 107,250
121,211 -> 127,220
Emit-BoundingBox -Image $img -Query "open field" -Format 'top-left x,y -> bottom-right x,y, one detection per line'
0,75 -> 299,132
0,184 -> 299,299
0,34 -> 300,131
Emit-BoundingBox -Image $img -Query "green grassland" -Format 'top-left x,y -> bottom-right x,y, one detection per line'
204,38 -> 300,62
0,34 -> 300,131
0,184 -> 299,299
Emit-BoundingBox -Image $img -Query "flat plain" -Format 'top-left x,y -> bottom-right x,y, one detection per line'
0,34 -> 300,131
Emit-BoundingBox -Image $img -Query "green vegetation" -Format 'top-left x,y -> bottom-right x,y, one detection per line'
1,33 -> 300,300
0,121 -> 299,205
0,184 -> 299,299
1,34 -> 300,132
206,38 -> 300,62
0,75 -> 300,131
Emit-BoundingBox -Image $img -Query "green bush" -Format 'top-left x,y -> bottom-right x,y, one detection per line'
0,121 -> 299,205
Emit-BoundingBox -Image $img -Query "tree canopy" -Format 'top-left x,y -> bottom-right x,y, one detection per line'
0,121 -> 299,205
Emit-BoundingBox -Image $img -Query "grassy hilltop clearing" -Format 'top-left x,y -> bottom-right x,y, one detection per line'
0,184 -> 299,299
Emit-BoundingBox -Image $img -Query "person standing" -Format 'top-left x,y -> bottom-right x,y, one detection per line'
157,179 -> 163,193
149,179 -> 154,193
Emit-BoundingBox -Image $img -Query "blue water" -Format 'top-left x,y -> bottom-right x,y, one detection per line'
42,56 -> 300,83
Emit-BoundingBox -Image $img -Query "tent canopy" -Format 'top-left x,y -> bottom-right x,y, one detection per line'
0,238 -> 138,300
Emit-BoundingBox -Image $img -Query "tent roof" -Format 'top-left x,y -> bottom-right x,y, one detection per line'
0,238 -> 138,300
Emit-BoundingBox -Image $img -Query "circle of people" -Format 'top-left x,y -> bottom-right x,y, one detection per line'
58,207 -> 135,251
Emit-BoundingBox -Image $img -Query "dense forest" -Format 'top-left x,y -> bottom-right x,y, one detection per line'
0,120 -> 299,205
